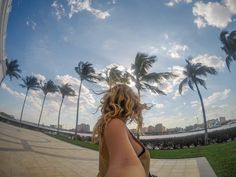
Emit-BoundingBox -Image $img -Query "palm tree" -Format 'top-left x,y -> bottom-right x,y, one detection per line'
220,30 -> 236,71
57,83 -> 75,135
19,76 -> 40,125
130,52 -> 175,138
0,59 -> 21,85
74,61 -> 98,138
99,66 -> 130,88
179,58 -> 217,145
37,80 -> 58,127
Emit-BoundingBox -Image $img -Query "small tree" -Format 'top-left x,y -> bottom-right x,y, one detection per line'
179,58 -> 217,145
74,61 -> 98,138
0,59 -> 21,85
19,76 -> 40,125
130,52 -> 175,138
37,80 -> 58,127
57,83 -> 75,135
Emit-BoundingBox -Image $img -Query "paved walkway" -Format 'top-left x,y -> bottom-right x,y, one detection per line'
0,122 -> 217,177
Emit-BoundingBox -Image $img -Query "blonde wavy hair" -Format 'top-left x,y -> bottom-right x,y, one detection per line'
92,84 -> 145,143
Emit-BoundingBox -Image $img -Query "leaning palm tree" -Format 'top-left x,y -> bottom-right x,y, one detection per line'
99,66 -> 130,88
0,59 -> 21,85
57,83 -> 75,135
74,61 -> 98,138
130,52 -> 175,138
179,58 -> 217,145
37,80 -> 58,127
19,76 -> 40,125
220,30 -> 236,71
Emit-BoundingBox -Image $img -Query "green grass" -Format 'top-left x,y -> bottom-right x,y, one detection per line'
47,134 -> 236,177
150,141 -> 236,177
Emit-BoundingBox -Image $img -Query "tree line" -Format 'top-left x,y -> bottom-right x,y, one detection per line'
0,30 -> 235,145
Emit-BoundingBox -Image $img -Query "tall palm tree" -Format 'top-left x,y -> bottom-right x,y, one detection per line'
220,30 -> 236,71
37,80 -> 58,127
19,76 -> 40,125
74,61 -> 98,138
179,58 -> 217,145
0,59 -> 21,85
99,66 -> 130,88
57,83 -> 75,135
130,52 -> 175,138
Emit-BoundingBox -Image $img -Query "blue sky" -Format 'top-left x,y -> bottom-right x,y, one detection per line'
1,0 -> 236,130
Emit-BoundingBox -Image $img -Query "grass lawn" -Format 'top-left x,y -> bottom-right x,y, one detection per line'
48,134 -> 236,177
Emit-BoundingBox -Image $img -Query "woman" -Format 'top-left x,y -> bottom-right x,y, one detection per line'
93,84 -> 153,177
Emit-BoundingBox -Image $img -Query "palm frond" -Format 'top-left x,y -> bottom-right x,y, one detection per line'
144,83 -> 166,95
179,78 -> 188,94
132,52 -> 156,77
40,80 -> 58,95
75,61 -> 99,83
5,59 -> 21,80
20,76 -> 40,90
195,65 -> 217,76
142,72 -> 176,83
188,80 -> 194,91
195,78 -> 207,89
59,83 -> 76,97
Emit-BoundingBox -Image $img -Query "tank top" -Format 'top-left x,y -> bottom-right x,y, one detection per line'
97,129 -> 151,177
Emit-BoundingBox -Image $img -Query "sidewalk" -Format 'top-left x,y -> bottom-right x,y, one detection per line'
0,122 -> 217,177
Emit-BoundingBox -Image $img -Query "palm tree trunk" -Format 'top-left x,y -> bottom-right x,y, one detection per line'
75,80 -> 83,139
0,75 -> 5,86
20,89 -> 29,126
37,94 -> 46,127
194,82 -> 208,145
57,96 -> 64,135
137,87 -> 141,140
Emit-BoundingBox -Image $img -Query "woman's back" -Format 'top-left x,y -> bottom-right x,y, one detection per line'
97,119 -> 150,177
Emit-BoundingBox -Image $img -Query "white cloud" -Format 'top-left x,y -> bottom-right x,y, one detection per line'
166,0 -> 192,7
146,41 -> 188,59
192,1 -> 236,29
192,54 -> 225,70
155,104 -> 164,109
191,100 -> 199,108
26,18 -> 37,31
32,73 -> 46,82
55,74 -> 96,108
167,43 -> 188,59
51,0 -> 66,20
204,89 -> 231,107
67,0 -> 110,19
1,83 -> 25,99
224,0 -> 236,13
194,17 -> 207,28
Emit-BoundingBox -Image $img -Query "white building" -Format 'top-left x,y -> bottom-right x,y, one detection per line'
0,0 -> 12,83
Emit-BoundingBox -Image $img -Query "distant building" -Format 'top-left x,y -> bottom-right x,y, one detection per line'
166,127 -> 183,134
155,123 -> 166,134
142,127 -> 148,133
219,116 -> 226,124
77,123 -> 90,133
147,125 -> 155,133
207,119 -> 220,128
50,124 -> 62,129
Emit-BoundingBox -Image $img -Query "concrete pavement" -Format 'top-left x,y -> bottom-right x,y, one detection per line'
0,122 -> 217,177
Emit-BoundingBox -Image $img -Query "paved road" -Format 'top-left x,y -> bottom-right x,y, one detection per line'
0,122 -> 217,177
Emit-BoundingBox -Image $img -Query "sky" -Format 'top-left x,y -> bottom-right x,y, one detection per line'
1,0 -> 236,131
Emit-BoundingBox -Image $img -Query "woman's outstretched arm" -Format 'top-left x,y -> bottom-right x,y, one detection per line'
104,118 -> 146,177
